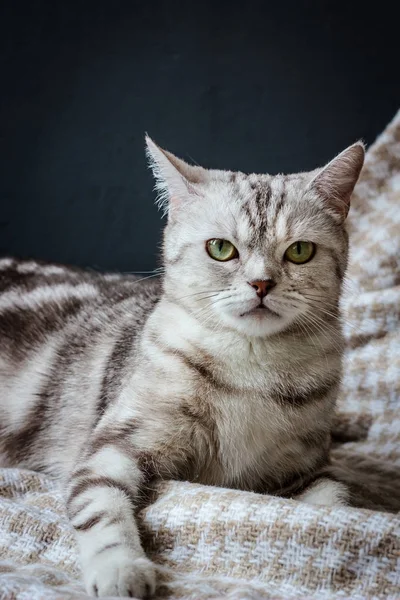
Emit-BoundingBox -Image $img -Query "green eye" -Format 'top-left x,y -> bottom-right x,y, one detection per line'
284,241 -> 315,264
206,239 -> 238,262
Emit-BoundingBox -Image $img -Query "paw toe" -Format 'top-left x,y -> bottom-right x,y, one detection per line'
86,553 -> 157,598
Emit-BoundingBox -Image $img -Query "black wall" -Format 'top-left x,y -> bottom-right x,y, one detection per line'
1,1 -> 399,272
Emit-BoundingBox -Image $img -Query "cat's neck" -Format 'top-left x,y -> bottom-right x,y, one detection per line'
146,296 -> 341,371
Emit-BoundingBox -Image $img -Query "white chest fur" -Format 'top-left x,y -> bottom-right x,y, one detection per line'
139,301 -> 338,490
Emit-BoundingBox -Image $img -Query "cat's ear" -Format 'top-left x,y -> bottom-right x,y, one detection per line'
308,142 -> 365,220
145,136 -> 207,217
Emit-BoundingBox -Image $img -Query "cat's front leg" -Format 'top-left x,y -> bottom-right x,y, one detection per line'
66,434 -> 156,598
298,477 -> 349,506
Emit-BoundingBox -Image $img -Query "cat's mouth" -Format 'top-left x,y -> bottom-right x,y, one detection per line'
240,303 -> 280,318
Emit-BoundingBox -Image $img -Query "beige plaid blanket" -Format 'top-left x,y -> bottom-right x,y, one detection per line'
1,112 -> 399,600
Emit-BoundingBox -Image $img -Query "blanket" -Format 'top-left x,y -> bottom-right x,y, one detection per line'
1,111 -> 399,600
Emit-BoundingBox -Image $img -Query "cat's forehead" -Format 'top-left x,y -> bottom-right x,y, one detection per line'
211,169 -> 311,209
226,170 -> 311,202
204,170 -> 315,247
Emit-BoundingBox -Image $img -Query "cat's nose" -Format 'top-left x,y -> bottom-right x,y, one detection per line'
248,279 -> 276,299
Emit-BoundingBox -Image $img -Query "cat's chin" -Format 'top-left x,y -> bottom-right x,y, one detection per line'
239,305 -> 280,318
219,310 -> 291,337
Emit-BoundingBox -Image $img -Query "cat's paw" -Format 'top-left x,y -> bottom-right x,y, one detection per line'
84,548 -> 156,598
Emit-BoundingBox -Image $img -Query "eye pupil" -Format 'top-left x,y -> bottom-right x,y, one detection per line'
218,240 -> 223,252
296,241 -> 301,255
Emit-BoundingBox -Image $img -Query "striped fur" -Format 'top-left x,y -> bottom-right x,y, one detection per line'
0,140 -> 364,597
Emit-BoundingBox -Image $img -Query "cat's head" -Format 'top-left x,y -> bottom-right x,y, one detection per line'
146,138 -> 364,337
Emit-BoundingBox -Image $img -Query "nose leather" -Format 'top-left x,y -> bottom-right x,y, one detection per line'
248,279 -> 276,299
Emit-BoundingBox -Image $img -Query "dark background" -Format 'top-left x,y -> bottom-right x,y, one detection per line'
1,1 -> 399,272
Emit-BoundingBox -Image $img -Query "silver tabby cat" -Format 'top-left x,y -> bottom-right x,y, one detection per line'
0,139 -> 364,597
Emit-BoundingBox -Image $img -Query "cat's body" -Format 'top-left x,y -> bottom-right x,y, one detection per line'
0,139 -> 365,597
0,257 -> 338,490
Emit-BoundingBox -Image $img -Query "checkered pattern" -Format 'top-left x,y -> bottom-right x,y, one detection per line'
1,111 -> 399,599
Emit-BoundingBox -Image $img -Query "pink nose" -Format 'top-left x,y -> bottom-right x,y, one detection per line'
248,279 -> 276,299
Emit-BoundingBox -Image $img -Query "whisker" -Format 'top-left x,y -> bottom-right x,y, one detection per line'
123,267 -> 164,275
302,296 -> 369,334
208,295 -> 234,306
192,293 -> 224,303
295,316 -> 331,372
301,313 -> 345,355
174,289 -> 228,301
121,272 -> 163,285
190,295 -> 233,320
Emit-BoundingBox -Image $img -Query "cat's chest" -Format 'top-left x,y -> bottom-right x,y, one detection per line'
141,319 -> 337,490
195,345 -> 336,487
194,386 -> 313,490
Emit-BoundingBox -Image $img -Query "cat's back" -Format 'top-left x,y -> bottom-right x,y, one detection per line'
0,257 -> 160,474
0,257 -> 160,359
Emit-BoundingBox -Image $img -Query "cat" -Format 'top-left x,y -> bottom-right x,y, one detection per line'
0,138 -> 364,598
